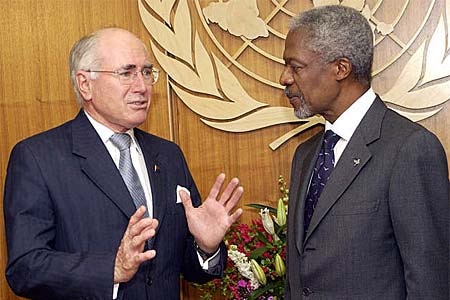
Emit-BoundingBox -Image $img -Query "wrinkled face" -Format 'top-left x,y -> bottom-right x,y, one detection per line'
280,29 -> 340,121
80,30 -> 153,132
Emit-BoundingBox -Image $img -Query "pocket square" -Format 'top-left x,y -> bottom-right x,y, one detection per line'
176,185 -> 190,203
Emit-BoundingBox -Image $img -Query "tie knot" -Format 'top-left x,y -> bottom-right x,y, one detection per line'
323,130 -> 340,151
110,133 -> 132,151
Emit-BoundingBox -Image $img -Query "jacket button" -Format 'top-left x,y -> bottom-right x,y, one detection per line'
146,276 -> 153,286
302,287 -> 313,296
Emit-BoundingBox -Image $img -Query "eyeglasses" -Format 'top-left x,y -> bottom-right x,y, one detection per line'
86,66 -> 160,85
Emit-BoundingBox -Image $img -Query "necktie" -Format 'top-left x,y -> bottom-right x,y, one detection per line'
110,133 -> 149,217
304,130 -> 340,233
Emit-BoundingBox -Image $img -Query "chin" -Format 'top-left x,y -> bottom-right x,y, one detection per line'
294,109 -> 313,119
126,116 -> 147,129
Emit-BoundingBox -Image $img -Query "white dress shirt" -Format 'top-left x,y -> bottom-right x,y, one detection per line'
84,112 -> 153,217
83,111 -> 219,299
325,88 -> 376,165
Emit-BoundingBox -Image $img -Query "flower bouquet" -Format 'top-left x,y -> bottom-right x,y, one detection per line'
193,175 -> 289,300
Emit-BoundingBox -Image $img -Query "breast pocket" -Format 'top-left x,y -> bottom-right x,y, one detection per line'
167,185 -> 189,215
330,195 -> 380,215
167,202 -> 186,215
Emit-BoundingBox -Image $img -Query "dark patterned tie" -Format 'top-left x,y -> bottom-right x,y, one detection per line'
110,133 -> 149,217
304,130 -> 340,233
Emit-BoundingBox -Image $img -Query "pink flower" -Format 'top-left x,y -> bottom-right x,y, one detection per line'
192,175 -> 289,300
237,280 -> 247,288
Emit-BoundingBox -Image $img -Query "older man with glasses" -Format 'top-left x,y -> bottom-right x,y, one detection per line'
3,27 -> 243,300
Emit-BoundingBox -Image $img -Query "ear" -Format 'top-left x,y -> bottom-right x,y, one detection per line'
333,57 -> 352,81
75,71 -> 93,101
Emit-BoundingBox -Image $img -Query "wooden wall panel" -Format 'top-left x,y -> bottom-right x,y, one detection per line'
0,1 -> 448,300
0,1 -> 170,299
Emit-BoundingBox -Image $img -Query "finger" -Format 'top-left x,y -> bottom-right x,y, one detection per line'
131,227 -> 157,247
134,249 -> 157,264
149,218 -> 159,230
228,208 -> 243,224
133,223 -> 158,244
207,173 -> 226,200
224,186 -> 244,212
123,207 -> 148,239
218,178 -> 240,205
128,206 -> 147,227
128,218 -> 158,238
180,190 -> 194,212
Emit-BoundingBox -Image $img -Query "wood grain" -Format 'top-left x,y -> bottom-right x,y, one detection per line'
0,1 -> 448,300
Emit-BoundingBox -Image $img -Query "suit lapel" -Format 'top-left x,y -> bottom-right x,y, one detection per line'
294,134 -> 322,254
71,111 -> 136,218
303,97 -> 387,244
304,132 -> 372,243
134,130 -> 167,248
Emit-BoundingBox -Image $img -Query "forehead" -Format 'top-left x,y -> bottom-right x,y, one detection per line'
283,29 -> 319,63
98,31 -> 150,68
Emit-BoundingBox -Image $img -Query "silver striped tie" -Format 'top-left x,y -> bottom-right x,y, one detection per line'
110,133 -> 149,217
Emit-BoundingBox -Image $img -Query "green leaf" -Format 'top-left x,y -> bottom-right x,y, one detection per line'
255,232 -> 270,244
247,203 -> 277,214
276,223 -> 286,235
249,246 -> 269,259
273,221 -> 280,232
248,279 -> 285,300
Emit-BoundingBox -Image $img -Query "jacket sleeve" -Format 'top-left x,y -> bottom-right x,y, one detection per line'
174,146 -> 228,283
388,129 -> 449,299
4,142 -> 116,299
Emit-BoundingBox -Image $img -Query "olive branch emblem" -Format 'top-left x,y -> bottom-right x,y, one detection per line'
382,3 -> 450,121
139,0 -> 449,150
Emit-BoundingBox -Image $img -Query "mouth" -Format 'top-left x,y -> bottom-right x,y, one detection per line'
284,88 -> 302,104
128,99 -> 148,108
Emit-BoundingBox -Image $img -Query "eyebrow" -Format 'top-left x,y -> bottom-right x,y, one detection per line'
121,63 -> 153,70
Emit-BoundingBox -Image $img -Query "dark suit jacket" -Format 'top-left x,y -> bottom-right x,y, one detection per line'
3,111 -> 226,300
285,97 -> 449,299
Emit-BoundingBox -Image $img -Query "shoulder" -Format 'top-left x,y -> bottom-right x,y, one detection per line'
12,119 -> 73,152
374,108 -> 447,170
383,108 -> 442,146
133,128 -> 188,164
134,128 -> 181,150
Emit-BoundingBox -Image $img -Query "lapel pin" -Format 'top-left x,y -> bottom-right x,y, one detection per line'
353,158 -> 360,167
154,164 -> 160,172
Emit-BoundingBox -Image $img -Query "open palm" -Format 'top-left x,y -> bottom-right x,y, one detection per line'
180,173 -> 243,253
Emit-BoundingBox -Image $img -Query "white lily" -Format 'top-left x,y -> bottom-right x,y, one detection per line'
260,208 -> 279,241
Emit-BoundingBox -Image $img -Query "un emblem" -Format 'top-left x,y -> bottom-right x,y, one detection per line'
139,0 -> 450,150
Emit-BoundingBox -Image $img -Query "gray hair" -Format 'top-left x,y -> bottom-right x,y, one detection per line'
290,5 -> 374,85
69,31 -> 102,105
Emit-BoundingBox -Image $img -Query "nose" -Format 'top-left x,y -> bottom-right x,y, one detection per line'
131,71 -> 148,92
279,67 -> 294,86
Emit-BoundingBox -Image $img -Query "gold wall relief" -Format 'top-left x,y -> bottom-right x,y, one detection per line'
139,0 -> 450,150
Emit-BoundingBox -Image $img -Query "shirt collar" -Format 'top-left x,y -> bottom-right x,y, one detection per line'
83,111 -> 140,152
325,88 -> 376,142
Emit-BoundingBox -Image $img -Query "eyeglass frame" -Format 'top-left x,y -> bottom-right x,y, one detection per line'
85,65 -> 160,85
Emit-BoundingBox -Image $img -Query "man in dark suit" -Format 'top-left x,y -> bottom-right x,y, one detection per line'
3,27 -> 243,299
280,5 -> 448,299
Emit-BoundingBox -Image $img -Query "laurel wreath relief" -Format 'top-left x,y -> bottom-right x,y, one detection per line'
139,0 -> 450,150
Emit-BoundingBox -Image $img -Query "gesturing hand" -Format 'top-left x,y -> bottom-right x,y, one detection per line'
179,173 -> 243,253
114,206 -> 159,283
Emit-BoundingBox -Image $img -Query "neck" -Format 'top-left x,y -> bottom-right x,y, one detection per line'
324,82 -> 370,123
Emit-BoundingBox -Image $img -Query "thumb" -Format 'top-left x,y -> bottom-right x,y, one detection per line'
179,190 -> 193,211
